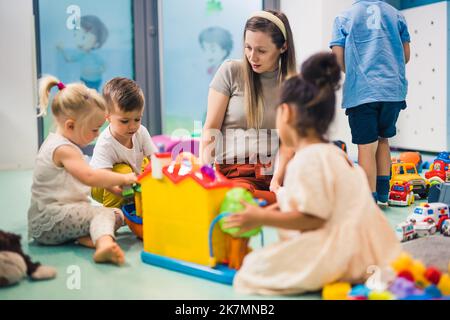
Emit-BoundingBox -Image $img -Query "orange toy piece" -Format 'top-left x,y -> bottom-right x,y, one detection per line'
322,282 -> 352,300
399,152 -> 422,171
127,217 -> 143,240
225,235 -> 251,270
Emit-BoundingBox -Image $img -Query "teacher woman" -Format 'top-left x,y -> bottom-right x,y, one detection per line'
200,9 -> 297,203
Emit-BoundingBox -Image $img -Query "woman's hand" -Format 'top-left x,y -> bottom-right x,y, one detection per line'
223,201 -> 265,236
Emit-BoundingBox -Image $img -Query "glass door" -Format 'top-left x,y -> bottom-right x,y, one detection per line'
158,0 -> 264,136
35,0 -> 135,153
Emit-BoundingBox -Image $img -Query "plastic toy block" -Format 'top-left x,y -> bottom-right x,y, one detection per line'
438,274 -> 450,296
391,252 -> 414,272
122,186 -> 135,198
368,291 -> 395,300
424,267 -> 442,285
322,282 -> 351,300
425,285 -> 442,298
398,270 -> 415,282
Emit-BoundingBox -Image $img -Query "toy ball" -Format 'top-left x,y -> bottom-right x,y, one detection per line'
391,252 -> 414,272
322,282 -> 351,300
438,274 -> 450,296
424,266 -> 442,285
389,277 -> 422,299
398,270 -> 415,282
349,284 -> 370,298
368,291 -> 395,300
425,285 -> 442,299
219,188 -> 261,238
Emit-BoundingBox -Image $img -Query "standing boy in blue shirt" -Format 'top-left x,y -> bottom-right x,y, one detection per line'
330,0 -> 411,206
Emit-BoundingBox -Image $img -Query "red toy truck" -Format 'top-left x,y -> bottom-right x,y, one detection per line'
388,182 -> 415,206
425,160 -> 450,183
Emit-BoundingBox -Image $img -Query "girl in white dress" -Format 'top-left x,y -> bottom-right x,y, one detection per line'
28,76 -> 137,266
224,52 -> 401,295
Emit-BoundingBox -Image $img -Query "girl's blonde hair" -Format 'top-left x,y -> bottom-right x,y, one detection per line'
242,10 -> 297,129
38,75 -> 106,124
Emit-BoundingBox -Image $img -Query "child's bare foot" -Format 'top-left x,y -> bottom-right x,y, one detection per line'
93,236 -> 125,266
76,236 -> 95,248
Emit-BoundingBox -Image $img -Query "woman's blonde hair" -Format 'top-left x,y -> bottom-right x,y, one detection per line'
38,75 -> 106,126
242,10 -> 297,129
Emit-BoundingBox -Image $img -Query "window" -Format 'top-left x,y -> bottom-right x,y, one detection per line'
158,0 -> 263,135
35,0 -> 135,151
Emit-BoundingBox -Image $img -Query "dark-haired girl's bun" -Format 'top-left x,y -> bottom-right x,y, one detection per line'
301,52 -> 341,89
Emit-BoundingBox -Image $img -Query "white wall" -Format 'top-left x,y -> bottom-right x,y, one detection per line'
390,2 -> 448,152
281,0 -> 356,157
0,0 -> 38,170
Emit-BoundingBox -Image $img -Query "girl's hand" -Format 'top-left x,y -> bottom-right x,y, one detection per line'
122,173 -> 138,186
223,201 -> 265,236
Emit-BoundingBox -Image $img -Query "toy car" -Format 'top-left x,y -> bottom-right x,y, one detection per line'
425,159 -> 450,184
388,182 -> 415,206
398,152 -> 423,173
391,163 -> 429,199
395,221 -> 417,242
436,152 -> 450,164
392,152 -> 423,173
441,220 -> 450,237
407,202 -> 450,231
414,220 -> 437,238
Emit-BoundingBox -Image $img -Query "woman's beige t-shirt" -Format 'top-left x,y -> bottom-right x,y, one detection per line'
209,59 -> 281,163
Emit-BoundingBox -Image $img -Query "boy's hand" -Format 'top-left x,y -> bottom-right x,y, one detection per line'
122,173 -> 138,186
107,186 -> 123,197
223,201 -> 265,236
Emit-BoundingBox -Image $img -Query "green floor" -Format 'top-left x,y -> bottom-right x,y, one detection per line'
0,169 -> 413,300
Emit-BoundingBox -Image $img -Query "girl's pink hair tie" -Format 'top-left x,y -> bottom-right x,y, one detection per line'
57,82 -> 66,90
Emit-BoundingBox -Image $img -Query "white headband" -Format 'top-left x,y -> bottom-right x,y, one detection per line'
250,11 -> 287,40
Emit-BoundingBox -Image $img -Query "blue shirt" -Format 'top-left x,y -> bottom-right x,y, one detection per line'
330,0 -> 411,109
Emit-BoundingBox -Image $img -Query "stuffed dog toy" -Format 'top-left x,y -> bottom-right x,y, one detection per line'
0,230 -> 56,287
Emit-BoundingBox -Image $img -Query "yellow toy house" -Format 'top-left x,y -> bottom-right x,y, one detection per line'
138,153 -> 238,284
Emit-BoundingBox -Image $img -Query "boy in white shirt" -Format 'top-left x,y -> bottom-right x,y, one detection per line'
91,77 -> 156,208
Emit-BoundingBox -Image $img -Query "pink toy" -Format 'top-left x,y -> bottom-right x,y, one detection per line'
152,135 -> 200,158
